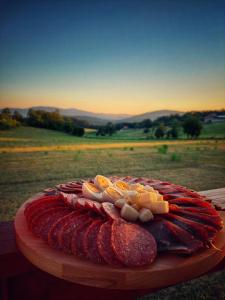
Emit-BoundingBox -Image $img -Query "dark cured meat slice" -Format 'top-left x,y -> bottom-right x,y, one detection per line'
70,218 -> 94,257
101,202 -> 121,220
83,220 -> 105,264
59,213 -> 89,254
24,194 -> 63,217
48,211 -> 79,249
162,213 -> 216,241
31,207 -> 71,239
111,221 -> 157,267
169,204 -> 223,230
169,197 -> 212,208
97,222 -> 122,266
143,218 -> 203,254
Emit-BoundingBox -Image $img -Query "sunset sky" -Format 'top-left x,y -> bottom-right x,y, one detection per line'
0,0 -> 225,114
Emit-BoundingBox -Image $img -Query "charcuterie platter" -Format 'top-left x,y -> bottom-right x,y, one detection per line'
15,176 -> 225,289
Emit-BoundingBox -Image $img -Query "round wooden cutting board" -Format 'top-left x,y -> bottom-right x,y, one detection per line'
15,196 -> 225,290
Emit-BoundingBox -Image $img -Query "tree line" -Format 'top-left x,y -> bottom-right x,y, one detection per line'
1,108 -> 224,139
0,108 -> 86,137
95,113 -> 204,139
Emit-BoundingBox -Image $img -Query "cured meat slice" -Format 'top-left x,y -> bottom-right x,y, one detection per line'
71,218 -> 94,257
97,222 -> 122,266
169,197 -> 212,208
163,213 -> 216,241
40,209 -> 72,241
83,220 -> 105,264
48,211 -> 79,249
143,218 -> 203,254
59,213 -> 89,254
56,182 -> 83,194
111,221 -> 157,267
25,194 -> 63,217
26,199 -> 65,226
60,192 -> 78,207
169,205 -> 223,230
72,198 -> 105,217
31,207 -> 71,239
101,202 -> 120,220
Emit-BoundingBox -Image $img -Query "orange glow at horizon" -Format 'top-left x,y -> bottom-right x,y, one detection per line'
1,84 -> 224,114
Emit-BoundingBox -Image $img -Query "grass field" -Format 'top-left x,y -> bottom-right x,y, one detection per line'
0,126 -> 225,221
85,121 -> 225,140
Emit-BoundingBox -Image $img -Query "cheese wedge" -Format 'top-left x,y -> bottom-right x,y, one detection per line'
150,201 -> 169,214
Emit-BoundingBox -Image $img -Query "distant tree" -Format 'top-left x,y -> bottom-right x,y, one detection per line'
167,125 -> 179,139
155,124 -> 165,139
102,122 -> 116,136
63,118 -> 74,133
13,110 -> 24,123
1,108 -> 11,119
143,128 -> 149,134
141,119 -> 152,129
182,117 -> 202,139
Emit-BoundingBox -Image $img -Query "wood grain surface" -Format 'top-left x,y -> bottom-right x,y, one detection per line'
14,196 -> 225,290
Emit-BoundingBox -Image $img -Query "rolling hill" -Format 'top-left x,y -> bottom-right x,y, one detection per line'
117,110 -> 184,123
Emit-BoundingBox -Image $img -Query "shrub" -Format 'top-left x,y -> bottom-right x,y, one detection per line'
157,144 -> 168,154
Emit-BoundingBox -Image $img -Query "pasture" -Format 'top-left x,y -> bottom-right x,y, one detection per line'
0,126 -> 225,221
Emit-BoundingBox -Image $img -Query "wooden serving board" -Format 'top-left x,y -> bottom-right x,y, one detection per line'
15,195 -> 225,290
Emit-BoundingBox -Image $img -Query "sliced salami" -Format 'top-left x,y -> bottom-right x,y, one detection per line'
70,218 -> 94,257
26,199 -> 65,227
48,211 -> 79,249
111,221 -> 157,267
97,222 -> 122,266
101,202 -> 120,220
59,213 -> 89,254
83,220 -> 105,264
25,194 -> 63,218
31,207 -> 71,238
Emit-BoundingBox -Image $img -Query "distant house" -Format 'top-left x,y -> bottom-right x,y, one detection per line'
204,114 -> 225,123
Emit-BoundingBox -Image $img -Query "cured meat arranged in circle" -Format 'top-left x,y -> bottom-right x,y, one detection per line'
71,217 -> 94,257
48,211 -> 79,250
83,220 -> 105,264
31,207 -> 72,240
111,221 -> 157,267
97,221 -> 122,266
59,213 -> 89,254
24,176 -> 223,267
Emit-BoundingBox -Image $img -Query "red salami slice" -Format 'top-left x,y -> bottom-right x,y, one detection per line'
48,211 -> 79,249
70,218 -> 94,257
41,209 -> 72,241
31,207 -> 71,238
97,222 -> 122,266
60,192 -> 78,207
83,220 -> 105,264
25,194 -> 63,218
101,202 -> 120,220
111,221 -> 157,267
59,213 -> 89,254
26,199 -> 65,227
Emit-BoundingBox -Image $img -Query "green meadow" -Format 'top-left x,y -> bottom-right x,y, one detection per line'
0,125 -> 225,221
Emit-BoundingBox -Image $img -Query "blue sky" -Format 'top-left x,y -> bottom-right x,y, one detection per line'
0,0 -> 225,113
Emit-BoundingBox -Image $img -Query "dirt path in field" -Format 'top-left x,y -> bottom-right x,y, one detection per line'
0,140 -> 213,153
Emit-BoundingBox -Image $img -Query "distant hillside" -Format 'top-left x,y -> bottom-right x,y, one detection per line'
118,110 -> 184,123
3,106 -> 131,121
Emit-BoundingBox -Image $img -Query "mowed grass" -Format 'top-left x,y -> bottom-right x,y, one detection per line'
0,126 -> 225,221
